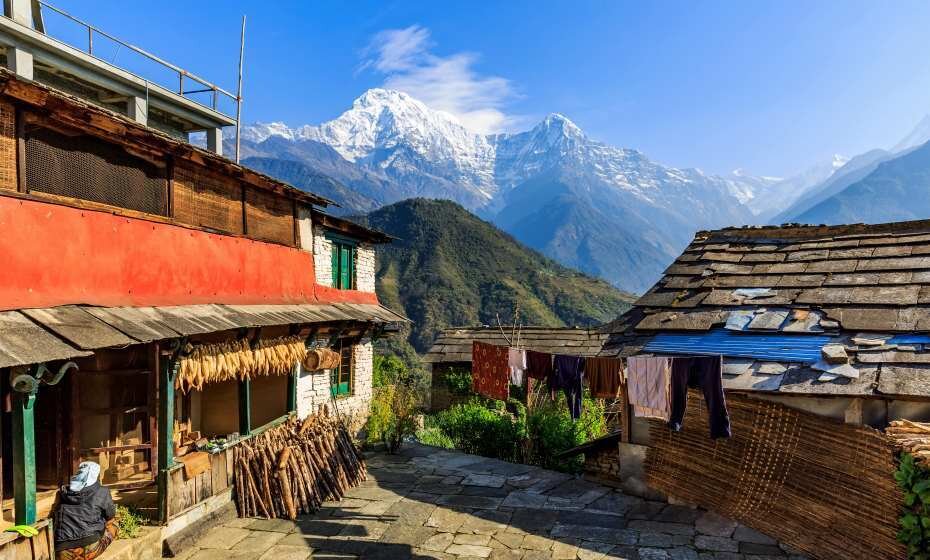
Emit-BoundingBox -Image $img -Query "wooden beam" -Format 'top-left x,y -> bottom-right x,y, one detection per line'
157,343 -> 179,523
11,389 -> 36,524
238,379 -> 252,437
287,369 -> 298,414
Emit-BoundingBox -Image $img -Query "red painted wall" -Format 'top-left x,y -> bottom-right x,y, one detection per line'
0,197 -> 378,311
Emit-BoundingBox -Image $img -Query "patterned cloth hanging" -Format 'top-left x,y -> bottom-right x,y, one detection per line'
472,341 -> 510,401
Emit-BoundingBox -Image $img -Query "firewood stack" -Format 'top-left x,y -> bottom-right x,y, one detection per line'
886,420 -> 930,467
233,406 -> 366,520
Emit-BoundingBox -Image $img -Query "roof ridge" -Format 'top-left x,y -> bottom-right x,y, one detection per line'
696,219 -> 930,242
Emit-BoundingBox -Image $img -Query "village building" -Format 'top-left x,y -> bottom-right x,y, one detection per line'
0,4 -> 403,558
423,326 -> 608,411
594,220 -> 930,558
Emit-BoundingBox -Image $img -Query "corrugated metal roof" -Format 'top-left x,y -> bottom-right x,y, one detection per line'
0,302 -> 407,368
21,306 -> 136,350
83,306 -> 181,342
643,329 -> 831,363
0,311 -> 91,368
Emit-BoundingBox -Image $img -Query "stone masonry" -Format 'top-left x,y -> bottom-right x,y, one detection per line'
583,446 -> 622,485
296,222 -> 377,432
355,244 -> 376,293
297,338 -> 374,435
181,443 -> 808,559
312,224 -> 334,289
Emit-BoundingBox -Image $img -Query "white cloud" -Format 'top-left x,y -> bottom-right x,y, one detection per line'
361,25 -> 519,134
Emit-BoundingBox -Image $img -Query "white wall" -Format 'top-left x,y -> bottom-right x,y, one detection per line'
296,337 -> 374,435
355,244 -> 376,293
312,224 -> 333,288
311,224 -> 375,293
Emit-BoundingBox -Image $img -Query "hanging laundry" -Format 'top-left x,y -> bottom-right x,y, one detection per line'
668,356 -> 730,439
585,357 -> 624,399
472,341 -> 509,401
525,349 -> 553,380
551,355 -> 585,420
508,347 -> 527,386
627,356 -> 671,420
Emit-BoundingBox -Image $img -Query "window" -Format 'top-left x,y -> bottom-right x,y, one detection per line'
330,239 -> 356,290
24,126 -> 168,216
330,342 -> 354,397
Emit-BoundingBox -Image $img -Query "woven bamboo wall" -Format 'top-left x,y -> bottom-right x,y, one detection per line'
245,187 -> 295,246
173,161 -> 245,235
645,391 -> 904,560
0,101 -> 15,192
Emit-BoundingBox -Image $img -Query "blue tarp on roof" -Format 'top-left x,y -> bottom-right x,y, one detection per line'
643,328 -> 831,363
887,334 -> 930,345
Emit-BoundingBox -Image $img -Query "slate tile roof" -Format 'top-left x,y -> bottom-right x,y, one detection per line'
423,327 -> 608,364
602,219 -> 930,397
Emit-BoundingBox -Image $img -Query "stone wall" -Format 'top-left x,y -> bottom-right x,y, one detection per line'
296,338 -> 373,435
312,224 -> 333,288
311,224 -> 375,293
583,445 -> 622,482
355,244 -> 376,293
302,224 -> 376,435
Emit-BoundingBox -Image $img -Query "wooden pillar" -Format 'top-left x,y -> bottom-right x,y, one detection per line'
157,346 -> 179,523
11,390 -> 36,525
286,367 -> 298,414
238,379 -> 251,437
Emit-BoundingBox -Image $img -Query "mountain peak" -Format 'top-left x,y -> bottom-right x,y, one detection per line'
892,114 -> 930,153
239,121 -> 297,143
831,153 -> 849,169
540,113 -> 583,136
353,88 -> 417,109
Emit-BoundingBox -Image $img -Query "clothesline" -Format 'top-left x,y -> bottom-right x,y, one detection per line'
471,341 -> 623,420
470,341 -> 731,439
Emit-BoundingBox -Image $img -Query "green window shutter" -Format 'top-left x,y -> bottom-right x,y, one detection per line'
339,245 -> 351,290
331,243 -> 339,287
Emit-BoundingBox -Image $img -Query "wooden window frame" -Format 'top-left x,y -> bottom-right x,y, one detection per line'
328,235 -> 357,291
330,342 -> 354,398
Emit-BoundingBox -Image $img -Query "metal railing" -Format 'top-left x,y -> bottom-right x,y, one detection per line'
33,1 -> 239,116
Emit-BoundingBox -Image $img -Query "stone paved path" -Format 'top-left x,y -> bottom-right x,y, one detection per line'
179,444 -> 807,560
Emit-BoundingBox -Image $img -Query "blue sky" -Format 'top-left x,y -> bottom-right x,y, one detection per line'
46,1 -> 930,177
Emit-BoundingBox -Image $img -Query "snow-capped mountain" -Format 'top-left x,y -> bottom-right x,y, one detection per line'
739,154 -> 847,221
723,168 -> 783,208
892,114 -> 930,154
236,89 -> 766,292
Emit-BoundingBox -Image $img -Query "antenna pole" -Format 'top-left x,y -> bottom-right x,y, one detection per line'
235,15 -> 246,164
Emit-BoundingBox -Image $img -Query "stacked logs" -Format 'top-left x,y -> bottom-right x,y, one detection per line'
233,407 -> 366,520
887,420 -> 930,467
177,336 -> 308,393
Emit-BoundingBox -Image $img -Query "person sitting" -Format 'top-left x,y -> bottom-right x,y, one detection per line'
52,462 -> 118,560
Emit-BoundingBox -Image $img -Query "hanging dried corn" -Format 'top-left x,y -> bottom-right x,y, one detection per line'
175,335 -> 310,392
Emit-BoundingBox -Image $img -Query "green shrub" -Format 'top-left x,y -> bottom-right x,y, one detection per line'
427,401 -> 525,462
373,354 -> 407,388
115,505 -> 148,539
443,368 -> 473,396
367,354 -> 425,453
896,452 -> 930,558
417,388 -> 606,473
416,423 -> 455,449
523,394 -> 604,472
